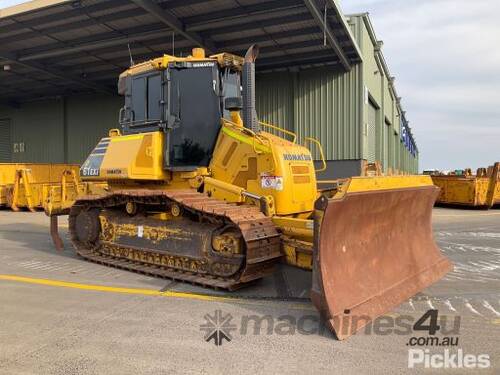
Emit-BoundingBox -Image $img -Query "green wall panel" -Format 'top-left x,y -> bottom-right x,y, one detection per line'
0,100 -> 64,163
256,72 -> 294,133
66,95 -> 122,164
257,65 -> 362,161
295,66 -> 362,160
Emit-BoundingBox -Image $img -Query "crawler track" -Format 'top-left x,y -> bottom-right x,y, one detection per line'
69,189 -> 282,290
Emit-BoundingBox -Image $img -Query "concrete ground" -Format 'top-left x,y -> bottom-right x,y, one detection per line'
0,207 -> 499,374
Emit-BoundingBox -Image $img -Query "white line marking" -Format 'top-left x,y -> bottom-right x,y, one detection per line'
25,261 -> 44,266
20,261 -> 39,266
482,301 -> 500,317
426,298 -> 435,310
30,264 -> 53,270
408,299 -> 415,311
444,299 -> 457,312
464,299 -> 483,316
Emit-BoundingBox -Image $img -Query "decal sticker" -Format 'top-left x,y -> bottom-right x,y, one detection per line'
80,155 -> 103,177
80,138 -> 109,177
105,169 -> 126,176
192,62 -> 215,68
261,175 -> 283,191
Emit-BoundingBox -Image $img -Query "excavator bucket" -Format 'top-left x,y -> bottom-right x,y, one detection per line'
311,177 -> 452,340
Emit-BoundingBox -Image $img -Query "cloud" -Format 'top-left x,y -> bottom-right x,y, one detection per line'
341,0 -> 500,170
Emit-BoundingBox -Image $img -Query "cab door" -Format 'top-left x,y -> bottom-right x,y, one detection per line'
166,64 -> 221,169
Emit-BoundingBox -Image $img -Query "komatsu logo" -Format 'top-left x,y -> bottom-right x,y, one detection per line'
192,62 -> 215,67
105,168 -> 125,175
283,153 -> 312,161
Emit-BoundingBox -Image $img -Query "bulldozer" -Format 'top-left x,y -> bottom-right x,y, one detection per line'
48,45 -> 452,340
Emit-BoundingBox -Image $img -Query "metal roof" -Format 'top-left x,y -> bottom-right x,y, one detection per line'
0,0 -> 361,104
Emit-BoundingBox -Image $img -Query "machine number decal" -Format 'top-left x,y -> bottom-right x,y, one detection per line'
261,176 -> 283,191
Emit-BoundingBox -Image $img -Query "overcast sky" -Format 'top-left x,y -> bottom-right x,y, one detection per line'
0,0 -> 27,8
340,0 -> 500,171
1,0 -> 498,171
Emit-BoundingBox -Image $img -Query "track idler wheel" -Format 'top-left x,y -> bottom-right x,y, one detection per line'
74,208 -> 101,244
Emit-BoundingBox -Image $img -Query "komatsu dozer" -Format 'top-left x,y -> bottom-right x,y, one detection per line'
48,46 -> 452,339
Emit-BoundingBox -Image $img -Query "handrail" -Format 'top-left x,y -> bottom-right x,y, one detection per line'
304,137 -> 327,172
259,121 -> 297,143
222,119 -> 271,152
222,119 -> 277,173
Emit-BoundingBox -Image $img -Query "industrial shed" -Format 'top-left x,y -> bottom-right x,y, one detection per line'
257,13 -> 419,176
0,0 -> 418,177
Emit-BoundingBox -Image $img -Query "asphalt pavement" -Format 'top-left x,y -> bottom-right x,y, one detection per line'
0,208 -> 498,374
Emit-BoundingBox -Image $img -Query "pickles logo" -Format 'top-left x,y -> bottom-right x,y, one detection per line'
200,310 -> 237,346
406,310 -> 490,369
408,349 -> 490,369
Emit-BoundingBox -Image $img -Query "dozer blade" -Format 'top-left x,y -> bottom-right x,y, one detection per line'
311,181 -> 452,340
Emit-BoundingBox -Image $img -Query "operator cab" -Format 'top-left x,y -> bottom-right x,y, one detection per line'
117,49 -> 243,170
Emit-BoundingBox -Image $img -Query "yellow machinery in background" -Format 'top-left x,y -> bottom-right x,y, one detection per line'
0,163 -> 82,211
45,46 -> 451,340
0,163 -> 107,250
432,162 -> 499,208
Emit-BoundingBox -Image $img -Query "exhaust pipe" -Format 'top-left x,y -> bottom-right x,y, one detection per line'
242,45 -> 260,133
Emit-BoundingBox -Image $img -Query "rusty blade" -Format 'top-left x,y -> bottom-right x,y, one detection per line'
311,185 -> 452,340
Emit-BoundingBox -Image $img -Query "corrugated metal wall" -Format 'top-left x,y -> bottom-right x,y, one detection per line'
0,100 -> 65,163
366,100 -> 377,163
256,72 -> 294,132
0,119 -> 11,162
66,95 -> 122,163
295,67 -> 361,160
0,79 -> 418,174
0,95 -> 121,164
256,65 -> 362,161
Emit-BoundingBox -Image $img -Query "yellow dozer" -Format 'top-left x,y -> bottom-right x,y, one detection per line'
47,46 -> 451,339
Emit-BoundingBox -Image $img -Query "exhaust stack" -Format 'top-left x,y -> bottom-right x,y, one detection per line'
242,45 -> 260,133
